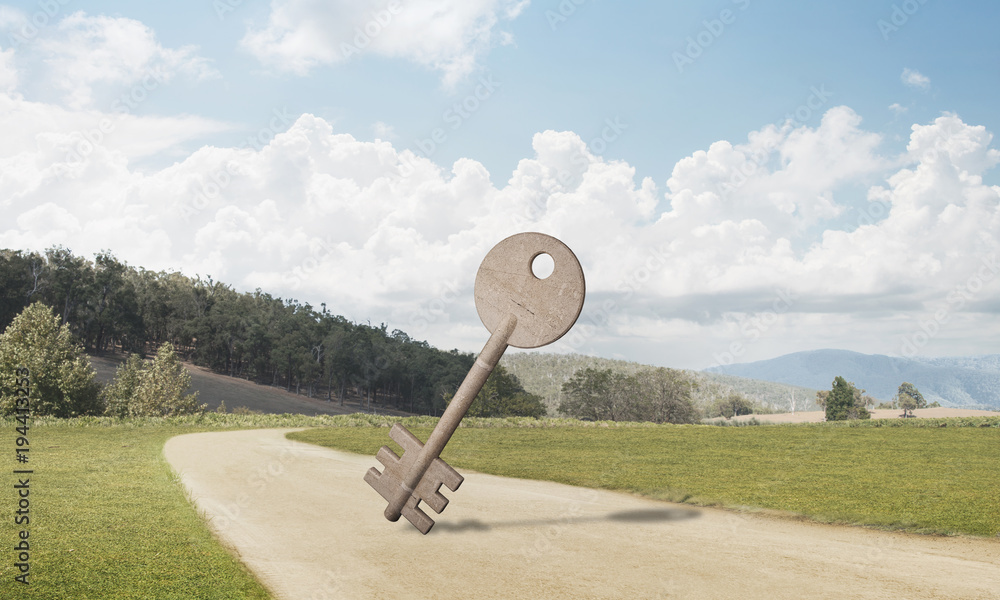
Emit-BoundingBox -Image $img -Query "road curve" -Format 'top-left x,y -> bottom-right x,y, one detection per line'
164,429 -> 1000,600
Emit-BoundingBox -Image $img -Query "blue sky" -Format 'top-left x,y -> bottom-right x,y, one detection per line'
22,0 -> 992,183
1,0 -> 999,370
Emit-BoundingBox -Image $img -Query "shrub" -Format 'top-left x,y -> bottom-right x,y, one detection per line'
0,302 -> 102,417
102,343 -> 205,417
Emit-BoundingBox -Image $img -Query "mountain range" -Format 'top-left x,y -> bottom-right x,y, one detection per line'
704,349 -> 1000,409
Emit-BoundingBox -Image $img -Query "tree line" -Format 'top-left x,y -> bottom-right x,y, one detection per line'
557,366 -> 770,424
817,377 -> 937,421
0,302 -> 205,418
0,247 -> 477,415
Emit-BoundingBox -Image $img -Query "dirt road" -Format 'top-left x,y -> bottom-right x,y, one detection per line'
164,429 -> 1000,600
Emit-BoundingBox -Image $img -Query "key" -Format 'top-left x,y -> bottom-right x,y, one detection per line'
364,232 -> 586,533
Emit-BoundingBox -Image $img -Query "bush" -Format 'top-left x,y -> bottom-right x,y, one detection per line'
102,354 -> 145,418
0,302 -> 102,417
102,343 -> 205,417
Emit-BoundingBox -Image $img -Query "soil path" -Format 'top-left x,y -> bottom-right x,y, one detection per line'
164,429 -> 1000,600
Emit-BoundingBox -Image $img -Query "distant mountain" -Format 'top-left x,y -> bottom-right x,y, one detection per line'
501,352 -> 821,416
704,349 -> 1000,409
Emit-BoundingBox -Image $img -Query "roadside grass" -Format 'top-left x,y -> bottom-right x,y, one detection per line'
289,419 -> 1000,537
0,414 -> 349,600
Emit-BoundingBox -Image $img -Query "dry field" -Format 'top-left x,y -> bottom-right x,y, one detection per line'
727,407 -> 1000,424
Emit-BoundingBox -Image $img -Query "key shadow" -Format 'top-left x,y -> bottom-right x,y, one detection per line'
430,507 -> 701,534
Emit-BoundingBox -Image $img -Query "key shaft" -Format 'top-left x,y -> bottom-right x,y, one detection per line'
383,313 -> 517,521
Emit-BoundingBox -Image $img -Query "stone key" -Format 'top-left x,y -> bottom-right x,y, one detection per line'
364,232 -> 586,534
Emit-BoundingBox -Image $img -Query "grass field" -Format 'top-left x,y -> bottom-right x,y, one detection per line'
290,419 -> 1000,537
2,414 -> 997,599
0,413 -> 425,599
0,415 -> 332,599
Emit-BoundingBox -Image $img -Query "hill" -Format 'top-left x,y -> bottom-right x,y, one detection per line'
89,354 -> 412,417
500,352 -> 822,416
704,349 -> 1000,409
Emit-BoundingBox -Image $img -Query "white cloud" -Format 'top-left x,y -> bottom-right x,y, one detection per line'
372,121 -> 396,141
0,93 -> 236,162
240,0 -> 526,87
5,11 -> 217,109
1,105 -> 998,368
888,102 -> 907,116
902,68 -> 931,90
0,46 -> 15,92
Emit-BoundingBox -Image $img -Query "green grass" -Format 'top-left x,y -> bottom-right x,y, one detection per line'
0,414 -> 350,600
289,420 -> 1000,537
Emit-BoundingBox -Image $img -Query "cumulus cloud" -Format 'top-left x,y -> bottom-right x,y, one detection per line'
1,103 -> 997,367
902,68 -> 931,90
1,11 -> 217,109
0,93 -> 236,163
240,0 -> 527,87
0,46 -> 15,92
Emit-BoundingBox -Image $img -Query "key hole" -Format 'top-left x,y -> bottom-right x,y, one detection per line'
531,252 -> 554,279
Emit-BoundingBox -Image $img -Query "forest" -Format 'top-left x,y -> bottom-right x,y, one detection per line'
0,247 -> 475,416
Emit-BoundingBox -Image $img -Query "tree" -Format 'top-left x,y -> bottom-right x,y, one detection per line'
0,249 -> 44,330
632,367 -> 700,424
560,367 -> 617,420
894,382 -> 925,417
87,251 -> 143,353
897,393 -> 918,418
824,376 -> 854,421
102,354 -> 145,418
710,392 -> 755,419
0,302 -> 102,417
822,377 -> 871,421
560,366 -> 699,424
449,364 -> 546,418
109,343 -> 205,417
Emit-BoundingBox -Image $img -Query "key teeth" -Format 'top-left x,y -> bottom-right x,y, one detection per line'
364,423 -> 465,534
375,445 -> 400,468
416,458 -> 464,514
389,422 -> 421,449
402,501 -> 435,534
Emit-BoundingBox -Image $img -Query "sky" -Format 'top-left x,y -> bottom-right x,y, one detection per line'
1,0 -> 998,370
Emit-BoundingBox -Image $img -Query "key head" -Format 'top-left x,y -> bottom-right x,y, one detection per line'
474,232 -> 586,349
